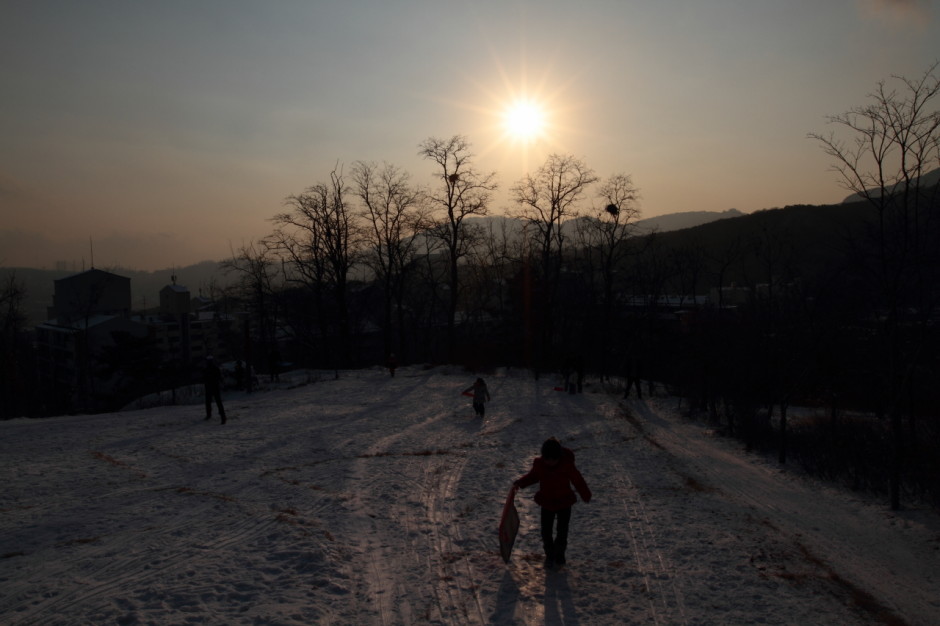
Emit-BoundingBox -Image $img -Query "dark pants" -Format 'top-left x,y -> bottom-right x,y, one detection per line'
541,507 -> 572,560
473,401 -> 485,417
205,386 -> 226,421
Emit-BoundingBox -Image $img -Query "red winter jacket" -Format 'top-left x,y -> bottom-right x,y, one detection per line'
515,447 -> 592,511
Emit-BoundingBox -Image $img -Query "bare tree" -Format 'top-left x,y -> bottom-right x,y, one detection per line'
352,160 -> 425,361
512,153 -> 598,366
580,174 -> 642,308
419,135 -> 498,360
475,217 -> 523,320
809,63 -> 940,509
221,240 -> 284,382
269,166 -> 361,368
576,173 -> 643,376
458,217 -> 524,365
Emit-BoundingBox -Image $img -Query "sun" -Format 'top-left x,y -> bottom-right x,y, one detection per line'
502,98 -> 547,142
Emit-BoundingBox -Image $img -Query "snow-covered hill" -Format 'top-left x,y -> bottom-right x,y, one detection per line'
2,367 -> 937,624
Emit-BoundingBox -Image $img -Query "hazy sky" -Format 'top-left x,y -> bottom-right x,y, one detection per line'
2,0 -> 938,271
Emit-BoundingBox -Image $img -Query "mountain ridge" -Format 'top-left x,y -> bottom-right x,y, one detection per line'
841,167 -> 940,203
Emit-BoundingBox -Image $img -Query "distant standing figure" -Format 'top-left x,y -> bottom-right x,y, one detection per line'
561,356 -> 574,392
387,353 -> 397,378
203,356 -> 226,425
513,437 -> 592,569
269,347 -> 281,383
463,377 -> 491,418
624,356 -> 642,399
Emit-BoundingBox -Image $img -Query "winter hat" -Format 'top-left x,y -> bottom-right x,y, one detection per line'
541,437 -> 562,460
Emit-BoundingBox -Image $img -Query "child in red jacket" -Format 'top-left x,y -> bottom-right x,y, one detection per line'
513,437 -> 592,569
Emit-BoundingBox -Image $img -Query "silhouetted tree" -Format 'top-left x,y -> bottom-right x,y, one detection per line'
222,240 -> 283,369
270,166 -> 361,368
512,154 -> 598,368
352,160 -> 426,362
575,173 -> 643,376
419,135 -> 498,361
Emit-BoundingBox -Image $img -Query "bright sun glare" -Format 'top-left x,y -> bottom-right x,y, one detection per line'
502,99 -> 546,142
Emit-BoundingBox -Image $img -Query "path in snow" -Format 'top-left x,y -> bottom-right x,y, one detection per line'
628,396 -> 940,626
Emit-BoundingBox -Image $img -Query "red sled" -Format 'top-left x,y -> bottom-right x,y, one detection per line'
461,390 -> 474,397
498,488 -> 520,564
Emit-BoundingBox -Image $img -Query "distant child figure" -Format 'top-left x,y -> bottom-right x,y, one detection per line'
269,347 -> 281,383
513,437 -> 591,569
203,356 -> 227,425
463,377 -> 491,418
624,356 -> 642,399
387,353 -> 397,378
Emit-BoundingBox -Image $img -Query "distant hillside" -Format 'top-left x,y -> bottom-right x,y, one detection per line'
464,209 -> 745,241
647,201 -> 879,289
634,209 -> 744,233
842,168 -> 940,203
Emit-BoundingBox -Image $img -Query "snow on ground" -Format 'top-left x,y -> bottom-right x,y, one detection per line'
1,366 -> 938,625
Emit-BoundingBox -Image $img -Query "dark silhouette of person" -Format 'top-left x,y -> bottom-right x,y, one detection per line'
562,356 -> 574,393
203,356 -> 226,424
624,356 -> 642,399
513,437 -> 592,569
463,377 -> 491,417
269,348 -> 281,383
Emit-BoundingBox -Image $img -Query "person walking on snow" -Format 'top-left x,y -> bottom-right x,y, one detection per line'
513,437 -> 591,569
203,356 -> 227,425
463,377 -> 491,417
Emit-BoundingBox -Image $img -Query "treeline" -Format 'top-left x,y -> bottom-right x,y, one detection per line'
215,141 -> 642,375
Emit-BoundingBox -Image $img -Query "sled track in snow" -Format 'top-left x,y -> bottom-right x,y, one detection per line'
616,471 -> 689,625
6,488 -> 283,624
595,400 -> 690,625
423,452 -> 488,624
339,435 -> 409,624
3,425 -> 339,626
333,371 -> 491,625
